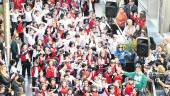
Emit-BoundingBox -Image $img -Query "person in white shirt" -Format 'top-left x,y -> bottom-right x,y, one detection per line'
26,23 -> 48,41
10,9 -> 22,36
23,5 -> 34,33
123,19 -> 136,39
34,0 -> 43,12
32,10 -> 43,24
10,60 -> 18,75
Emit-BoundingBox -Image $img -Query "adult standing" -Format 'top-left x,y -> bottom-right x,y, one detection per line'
124,0 -> 137,18
120,64 -> 148,96
11,33 -> 22,65
115,7 -> 128,30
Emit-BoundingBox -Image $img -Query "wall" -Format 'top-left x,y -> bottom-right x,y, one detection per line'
159,0 -> 170,33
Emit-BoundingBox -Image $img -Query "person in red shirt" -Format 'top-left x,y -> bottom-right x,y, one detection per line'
51,43 -> 57,59
20,43 -> 31,78
130,12 -> 138,24
12,0 -> 25,10
104,67 -> 113,84
38,54 -> 46,72
86,48 -> 95,65
32,58 -> 41,89
91,85 -> 99,96
114,72 -> 123,84
137,11 -> 146,29
114,81 -> 122,96
89,16 -> 96,29
40,84 -> 48,96
59,80 -> 69,95
46,60 -> 56,81
44,27 -> 53,45
131,11 -> 146,29
124,78 -> 136,96
17,16 -> 24,42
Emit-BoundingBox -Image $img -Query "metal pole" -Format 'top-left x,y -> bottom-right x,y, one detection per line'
3,0 -> 11,66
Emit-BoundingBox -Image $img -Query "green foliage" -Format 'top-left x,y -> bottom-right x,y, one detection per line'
124,39 -> 137,52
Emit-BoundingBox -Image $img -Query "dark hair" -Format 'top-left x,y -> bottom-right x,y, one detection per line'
10,59 -> 16,66
139,11 -> 146,19
160,53 -> 166,59
129,0 -> 135,2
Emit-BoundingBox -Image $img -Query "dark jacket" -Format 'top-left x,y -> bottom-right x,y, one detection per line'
11,40 -> 19,60
0,75 -> 10,86
124,4 -> 138,18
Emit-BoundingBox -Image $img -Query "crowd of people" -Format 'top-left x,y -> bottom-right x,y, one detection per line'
0,0 -> 170,96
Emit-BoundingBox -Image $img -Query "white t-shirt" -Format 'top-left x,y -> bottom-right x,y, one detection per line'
11,13 -> 19,22
10,66 -> 18,74
25,11 -> 32,22
33,15 -> 42,24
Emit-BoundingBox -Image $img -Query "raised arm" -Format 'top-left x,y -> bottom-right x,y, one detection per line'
27,25 -> 39,32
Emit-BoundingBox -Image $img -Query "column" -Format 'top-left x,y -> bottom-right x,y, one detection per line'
3,0 -> 11,65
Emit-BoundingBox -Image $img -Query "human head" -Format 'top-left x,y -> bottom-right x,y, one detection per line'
0,65 -> 8,75
108,85 -> 114,94
117,44 -> 124,51
10,59 -> 16,66
159,53 -> 166,61
51,78 -> 56,85
129,0 -> 135,6
22,43 -> 28,51
128,78 -> 134,84
26,6 -> 31,11
135,64 -> 142,73
119,7 -> 125,13
127,19 -> 133,26
92,85 -> 97,92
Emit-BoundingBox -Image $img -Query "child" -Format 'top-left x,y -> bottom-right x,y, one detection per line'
48,78 -> 58,94
91,85 -> 99,96
59,80 -> 69,95
32,59 -> 41,90
10,59 -> 18,75
46,60 -> 56,81
40,84 -> 48,96
17,16 -> 24,42
124,78 -> 136,96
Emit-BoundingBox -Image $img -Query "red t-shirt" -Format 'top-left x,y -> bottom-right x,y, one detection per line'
17,22 -> 23,33
46,66 -> 55,78
13,0 -> 25,10
114,75 -> 123,84
89,20 -> 95,29
104,73 -> 113,84
60,87 -> 68,94
125,84 -> 134,95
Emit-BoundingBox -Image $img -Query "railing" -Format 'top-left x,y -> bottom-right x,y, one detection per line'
138,0 -> 151,17
113,18 -> 127,41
